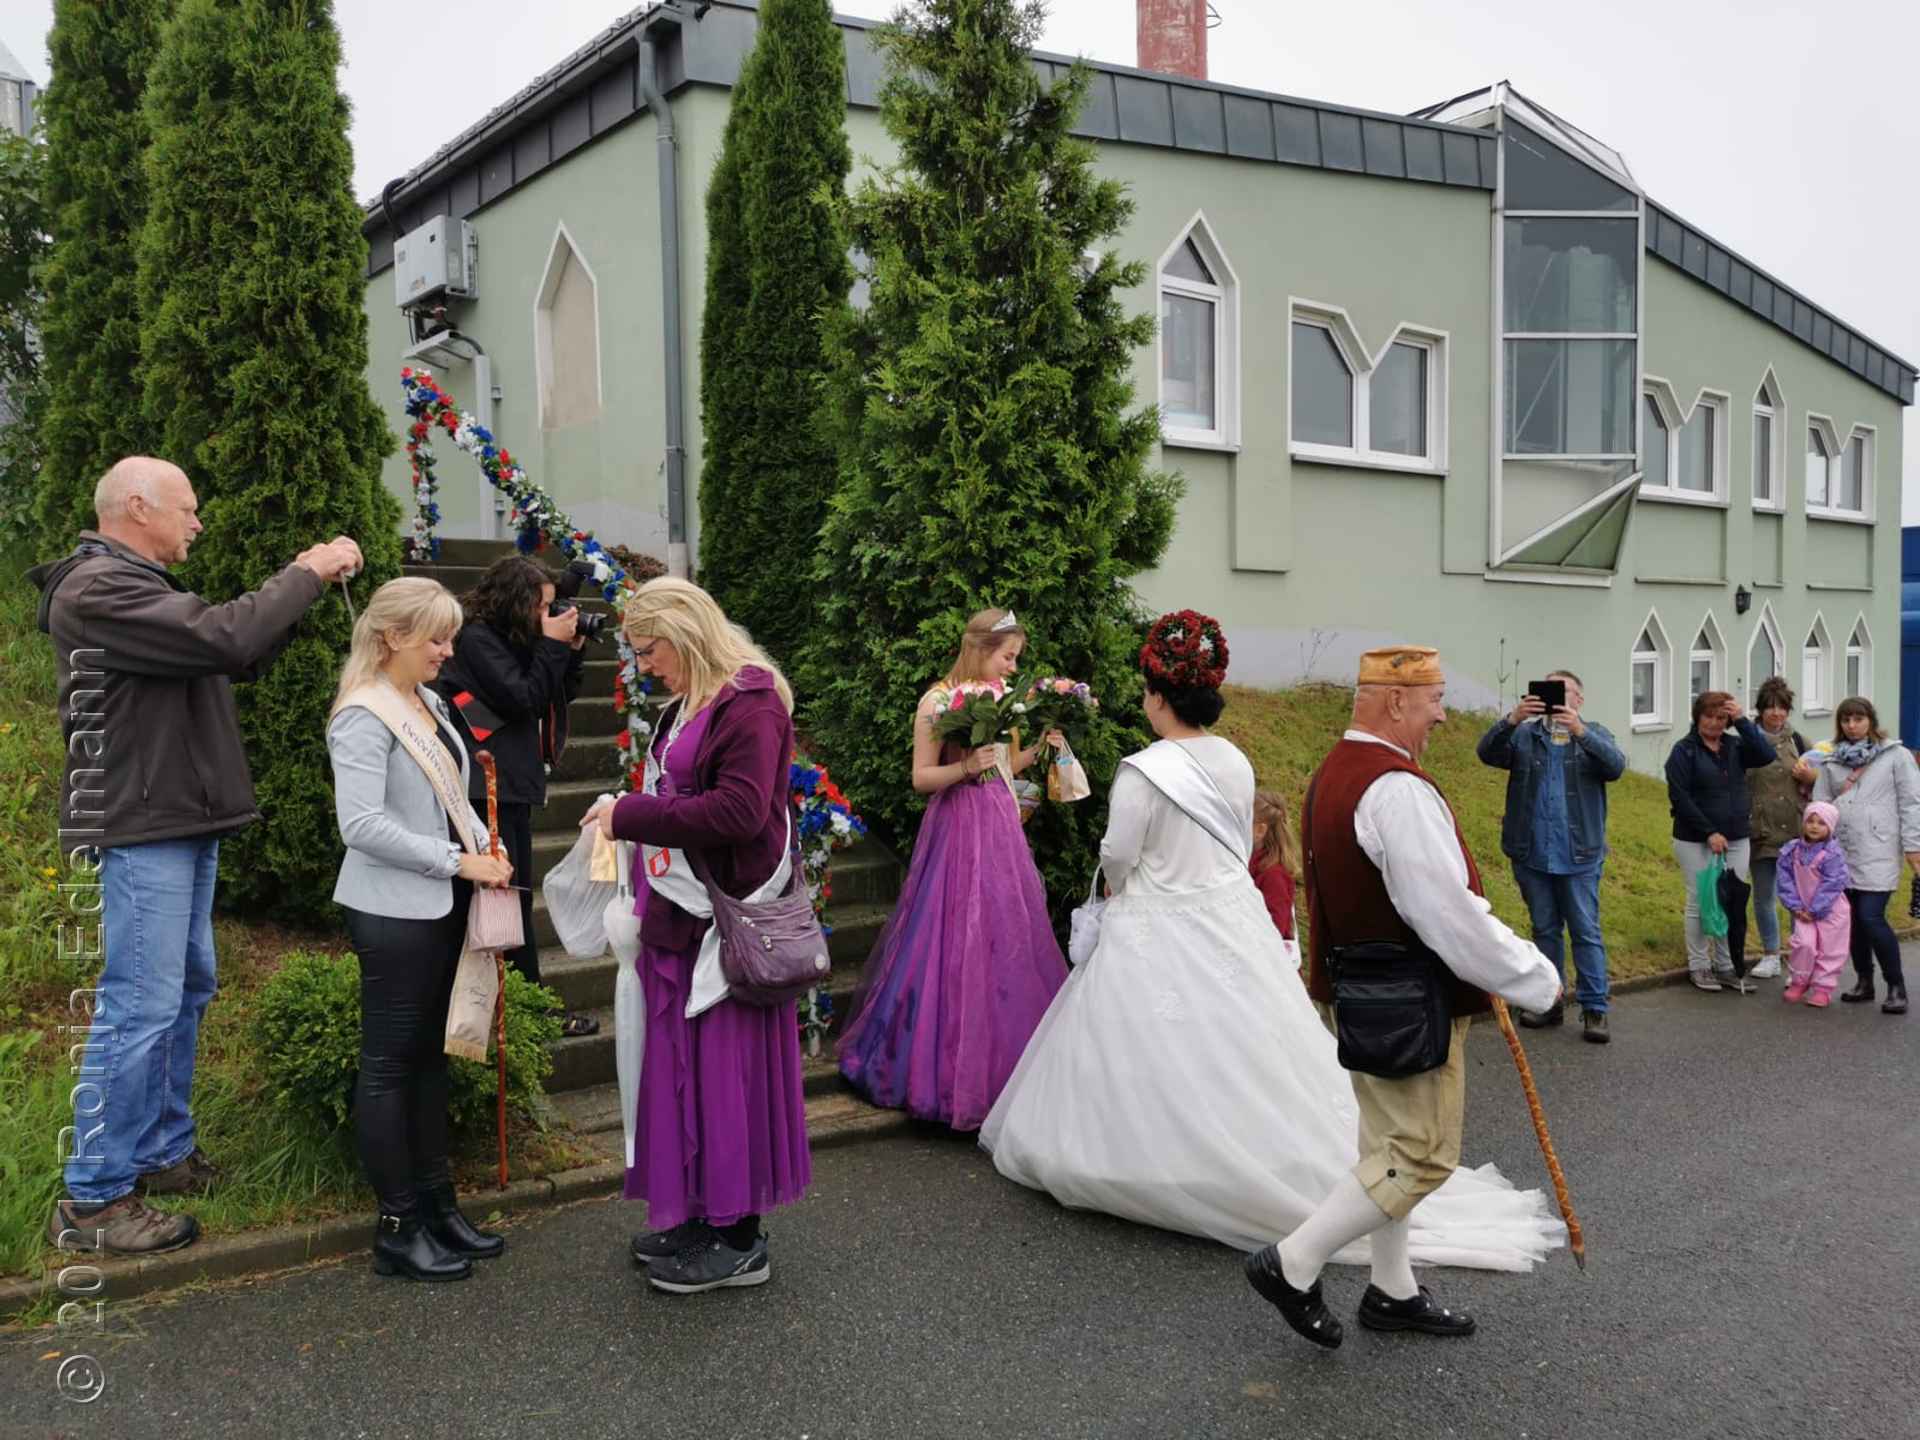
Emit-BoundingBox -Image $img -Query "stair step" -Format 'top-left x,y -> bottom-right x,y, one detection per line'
541,945 -> 867,1025
548,1008 -> 854,1096
540,778 -> 619,831
429,538 -> 517,567
554,1083 -> 909,1162
551,737 -> 625,783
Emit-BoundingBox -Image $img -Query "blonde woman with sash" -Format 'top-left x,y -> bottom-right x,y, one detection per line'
328,577 -> 513,1283
982,612 -> 1565,1273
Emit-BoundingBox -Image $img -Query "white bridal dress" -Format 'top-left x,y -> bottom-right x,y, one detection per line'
979,735 -> 1566,1272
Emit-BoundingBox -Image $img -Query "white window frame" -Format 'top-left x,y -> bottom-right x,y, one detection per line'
1804,414 -> 1841,516
1630,608 -> 1672,731
1809,423 -> 1874,522
1687,612 -> 1726,704
1742,604 -> 1785,709
1802,612 -> 1833,717
1156,213 -> 1240,452
1288,298 -> 1449,476
1845,615 -> 1872,701
1750,369 -> 1784,512
1638,377 -> 1728,506
532,221 -> 605,430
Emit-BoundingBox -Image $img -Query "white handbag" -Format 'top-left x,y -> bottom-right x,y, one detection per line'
1067,865 -> 1106,967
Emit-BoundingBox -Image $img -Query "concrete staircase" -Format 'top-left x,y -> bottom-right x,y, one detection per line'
407,538 -> 910,1157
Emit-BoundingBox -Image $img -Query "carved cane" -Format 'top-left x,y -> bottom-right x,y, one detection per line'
477,750 -> 509,1190
1490,996 -> 1587,1270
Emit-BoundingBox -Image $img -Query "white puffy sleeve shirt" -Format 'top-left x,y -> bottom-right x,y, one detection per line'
1346,731 -> 1562,1014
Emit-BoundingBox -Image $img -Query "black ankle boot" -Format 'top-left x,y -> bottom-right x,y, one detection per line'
1840,975 -> 1876,1004
1883,983 -> 1908,1015
372,1212 -> 473,1281
420,1184 -> 505,1260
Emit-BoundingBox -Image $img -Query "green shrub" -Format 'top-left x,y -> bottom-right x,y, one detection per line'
696,0 -> 852,662
32,0 -> 172,549
136,0 -> 402,923
0,134 -> 49,551
254,950 -> 562,1137
799,0 -> 1180,915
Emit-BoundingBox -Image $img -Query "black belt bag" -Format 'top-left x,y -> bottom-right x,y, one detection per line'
1326,940 -> 1451,1079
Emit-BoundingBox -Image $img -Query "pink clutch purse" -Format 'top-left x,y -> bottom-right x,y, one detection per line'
465,751 -> 525,953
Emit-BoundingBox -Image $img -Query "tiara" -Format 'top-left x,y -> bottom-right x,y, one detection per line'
990,610 -> 1019,633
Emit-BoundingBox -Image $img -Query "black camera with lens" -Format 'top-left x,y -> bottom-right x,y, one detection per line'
549,559 -> 611,642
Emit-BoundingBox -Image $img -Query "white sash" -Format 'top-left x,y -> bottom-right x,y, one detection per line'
639,703 -> 793,1020
1120,740 -> 1253,868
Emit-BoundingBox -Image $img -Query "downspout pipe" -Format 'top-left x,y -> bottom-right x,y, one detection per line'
637,9 -> 693,579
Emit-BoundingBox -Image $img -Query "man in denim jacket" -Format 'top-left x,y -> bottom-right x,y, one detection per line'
1476,670 -> 1626,1043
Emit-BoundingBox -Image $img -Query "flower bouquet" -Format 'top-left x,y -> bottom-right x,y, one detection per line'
1021,677 -> 1099,804
929,680 -> 1021,750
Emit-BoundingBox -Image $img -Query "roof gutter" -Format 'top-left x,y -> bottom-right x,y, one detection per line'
638,1 -> 703,580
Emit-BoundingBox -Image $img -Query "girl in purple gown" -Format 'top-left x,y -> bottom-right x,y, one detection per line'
586,578 -> 810,1295
837,608 -> 1069,1131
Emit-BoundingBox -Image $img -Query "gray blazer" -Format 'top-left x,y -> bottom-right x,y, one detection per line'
1811,741 -> 1920,892
328,684 -> 490,919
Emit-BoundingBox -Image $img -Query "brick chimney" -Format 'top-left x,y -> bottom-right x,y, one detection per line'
1137,0 -> 1208,81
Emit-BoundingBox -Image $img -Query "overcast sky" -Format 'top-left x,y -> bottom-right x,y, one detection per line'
5,0 -> 1917,514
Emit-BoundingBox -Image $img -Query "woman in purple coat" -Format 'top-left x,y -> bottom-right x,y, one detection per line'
583,578 -> 809,1294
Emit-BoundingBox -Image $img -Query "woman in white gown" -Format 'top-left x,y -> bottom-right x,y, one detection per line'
980,611 -> 1564,1272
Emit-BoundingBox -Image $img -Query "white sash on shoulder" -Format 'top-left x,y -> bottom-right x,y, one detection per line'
1121,741 -> 1252,867
639,711 -> 792,1020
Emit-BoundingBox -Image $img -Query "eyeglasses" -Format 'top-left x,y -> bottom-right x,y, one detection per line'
632,639 -> 662,662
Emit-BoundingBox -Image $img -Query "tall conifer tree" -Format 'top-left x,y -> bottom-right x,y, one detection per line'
32,0 -> 172,546
696,0 -> 851,660
800,0 -> 1180,906
138,0 -> 399,920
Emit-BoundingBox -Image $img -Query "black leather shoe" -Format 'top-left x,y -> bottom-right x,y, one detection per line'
1581,1010 -> 1610,1044
1840,975 -> 1876,1004
420,1184 -> 505,1260
1357,1284 -> 1476,1336
371,1213 -> 472,1281
1518,1002 -> 1564,1029
1244,1244 -> 1342,1349
1884,983 -> 1908,1015
630,1220 -> 711,1265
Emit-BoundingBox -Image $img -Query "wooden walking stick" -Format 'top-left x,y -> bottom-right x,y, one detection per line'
1489,996 -> 1587,1270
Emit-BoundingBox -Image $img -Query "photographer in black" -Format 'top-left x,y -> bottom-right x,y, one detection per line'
438,555 -> 597,1035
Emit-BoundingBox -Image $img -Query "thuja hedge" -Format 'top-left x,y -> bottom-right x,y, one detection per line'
138,0 -> 400,921
696,0 -> 852,664
798,0 -> 1182,915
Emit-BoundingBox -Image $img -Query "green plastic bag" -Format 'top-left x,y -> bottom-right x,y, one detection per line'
1698,855 -> 1729,939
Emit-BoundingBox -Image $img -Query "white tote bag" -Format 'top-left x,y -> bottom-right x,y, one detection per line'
541,806 -> 621,957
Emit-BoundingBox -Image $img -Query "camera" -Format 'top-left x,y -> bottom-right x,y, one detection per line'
549,559 -> 612,642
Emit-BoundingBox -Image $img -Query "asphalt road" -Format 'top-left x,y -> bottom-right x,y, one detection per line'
4,978 -> 1917,1440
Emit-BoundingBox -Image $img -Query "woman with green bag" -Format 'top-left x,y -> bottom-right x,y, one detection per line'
1666,691 -> 1776,992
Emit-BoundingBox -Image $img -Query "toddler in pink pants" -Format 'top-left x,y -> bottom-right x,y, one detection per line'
1775,801 -> 1852,1007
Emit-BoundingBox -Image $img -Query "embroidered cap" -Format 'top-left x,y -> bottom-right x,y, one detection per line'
1357,645 -> 1444,688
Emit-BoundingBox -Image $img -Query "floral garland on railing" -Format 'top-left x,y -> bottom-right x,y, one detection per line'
397,371 -> 871,1050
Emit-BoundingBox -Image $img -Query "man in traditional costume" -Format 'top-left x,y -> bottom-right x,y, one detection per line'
1246,646 -> 1563,1347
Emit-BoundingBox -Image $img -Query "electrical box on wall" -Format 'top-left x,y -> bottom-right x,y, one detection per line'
393,216 -> 476,307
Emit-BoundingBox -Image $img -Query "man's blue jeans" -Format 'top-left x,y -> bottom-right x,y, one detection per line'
1511,863 -> 1609,1014
64,838 -> 220,1204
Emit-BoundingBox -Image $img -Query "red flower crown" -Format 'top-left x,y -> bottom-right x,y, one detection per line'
1140,610 -> 1229,690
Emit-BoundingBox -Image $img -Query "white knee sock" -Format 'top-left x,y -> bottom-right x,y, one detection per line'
1367,1216 -> 1418,1300
1277,1172 -> 1392,1291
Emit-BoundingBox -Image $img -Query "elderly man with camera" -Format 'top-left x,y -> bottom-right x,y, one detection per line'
34,456 -> 361,1255
1476,671 -> 1626,1044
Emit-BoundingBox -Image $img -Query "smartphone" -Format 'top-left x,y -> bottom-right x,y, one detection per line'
1527,679 -> 1567,712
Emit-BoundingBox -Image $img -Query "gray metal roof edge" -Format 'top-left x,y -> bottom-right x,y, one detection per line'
361,0 -> 1494,229
1644,200 -> 1915,406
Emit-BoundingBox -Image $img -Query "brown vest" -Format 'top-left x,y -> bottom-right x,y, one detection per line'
1303,737 -> 1492,1018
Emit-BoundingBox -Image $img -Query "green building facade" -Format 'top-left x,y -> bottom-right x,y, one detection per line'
361,1 -> 1913,773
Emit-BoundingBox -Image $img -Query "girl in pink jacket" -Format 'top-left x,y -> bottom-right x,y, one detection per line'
1776,801 -> 1852,1007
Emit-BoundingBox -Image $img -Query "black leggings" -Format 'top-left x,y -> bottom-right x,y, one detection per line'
1847,889 -> 1906,988
496,801 -> 540,987
345,884 -> 470,1215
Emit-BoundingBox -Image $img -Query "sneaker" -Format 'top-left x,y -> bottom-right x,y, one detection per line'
1714,967 -> 1752,995
1517,1002 -> 1565,1030
629,1219 -> 711,1265
1689,970 -> 1723,993
646,1234 -> 771,1295
1782,982 -> 1808,1004
48,1195 -> 199,1256
136,1147 -> 221,1197
1580,1010 -> 1609,1044
1749,955 -> 1782,979
1806,990 -> 1832,1009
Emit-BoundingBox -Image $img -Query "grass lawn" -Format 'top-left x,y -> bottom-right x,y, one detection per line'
1211,682 -> 1911,984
